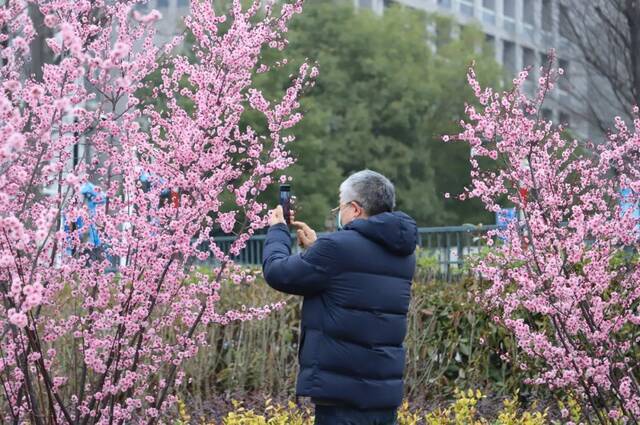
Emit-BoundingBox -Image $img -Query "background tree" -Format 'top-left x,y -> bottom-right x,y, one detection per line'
559,0 -> 640,134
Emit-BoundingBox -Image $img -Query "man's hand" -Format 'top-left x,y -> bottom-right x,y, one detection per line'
291,219 -> 317,249
268,205 -> 286,227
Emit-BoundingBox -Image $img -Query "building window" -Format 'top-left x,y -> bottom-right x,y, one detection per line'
559,111 -> 571,126
559,3 -> 571,39
523,0 -> 536,27
460,0 -> 474,17
482,0 -> 496,25
359,0 -> 373,7
484,33 -> 496,55
558,58 -> 570,91
157,0 -> 169,7
435,20 -> 452,49
177,0 -> 189,7
503,0 -> 516,32
542,108 -> 554,122
483,0 -> 495,9
540,52 -> 550,72
502,40 -> 516,76
542,0 -> 553,32
522,46 -> 536,79
437,0 -> 452,9
503,0 -> 515,18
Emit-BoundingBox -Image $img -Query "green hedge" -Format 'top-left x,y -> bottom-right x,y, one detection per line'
177,267 -> 534,406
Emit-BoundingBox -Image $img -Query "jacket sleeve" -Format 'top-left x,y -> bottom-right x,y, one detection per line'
262,223 -> 337,296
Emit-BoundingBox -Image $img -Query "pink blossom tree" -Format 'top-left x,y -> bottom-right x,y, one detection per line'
0,0 -> 316,423
451,52 -> 640,423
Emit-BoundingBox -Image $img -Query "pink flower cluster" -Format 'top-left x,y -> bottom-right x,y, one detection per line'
7,308 -> 28,328
451,51 -> 640,421
0,0 -> 314,423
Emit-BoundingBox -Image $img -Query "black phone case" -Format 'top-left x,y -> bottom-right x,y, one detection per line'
279,185 -> 291,224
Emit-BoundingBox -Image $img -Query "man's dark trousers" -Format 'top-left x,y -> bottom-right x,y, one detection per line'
314,404 -> 397,425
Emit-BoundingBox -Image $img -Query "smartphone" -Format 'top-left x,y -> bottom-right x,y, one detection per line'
279,184 -> 291,225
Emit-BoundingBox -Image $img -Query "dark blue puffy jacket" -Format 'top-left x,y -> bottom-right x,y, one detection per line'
262,211 -> 417,409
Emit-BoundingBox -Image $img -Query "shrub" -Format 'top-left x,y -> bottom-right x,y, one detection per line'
176,390 -> 547,424
174,270 -> 527,407
424,389 -> 547,425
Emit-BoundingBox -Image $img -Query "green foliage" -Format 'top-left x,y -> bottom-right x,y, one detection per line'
609,247 -> 640,270
267,2 -> 502,229
405,278 -> 527,400
423,389 -> 547,424
175,268 -> 530,405
494,391 -> 548,425
415,247 -> 441,281
175,390 -> 548,424
220,399 -> 311,425
554,393 -> 582,425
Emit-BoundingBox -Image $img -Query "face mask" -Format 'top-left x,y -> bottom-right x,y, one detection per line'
336,209 -> 344,231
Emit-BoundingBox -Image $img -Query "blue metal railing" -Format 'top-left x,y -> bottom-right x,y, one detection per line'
208,224 -> 500,280
417,225 -> 499,279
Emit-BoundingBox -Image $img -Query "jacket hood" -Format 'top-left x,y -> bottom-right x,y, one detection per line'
345,211 -> 418,256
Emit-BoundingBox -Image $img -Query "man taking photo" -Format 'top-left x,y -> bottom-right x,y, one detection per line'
262,169 -> 417,425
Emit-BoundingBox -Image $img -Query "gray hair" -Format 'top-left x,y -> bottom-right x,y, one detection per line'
339,170 -> 396,216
